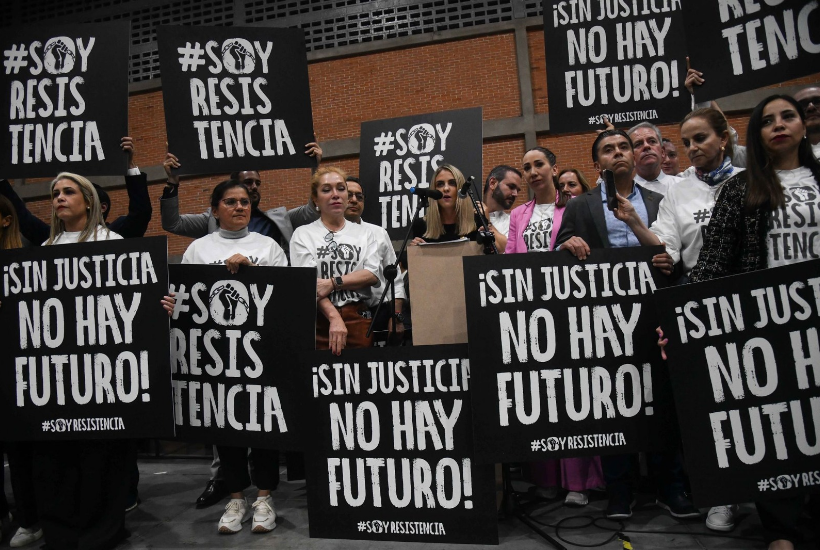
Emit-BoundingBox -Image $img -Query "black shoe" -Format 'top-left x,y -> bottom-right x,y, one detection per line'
606,495 -> 635,519
605,484 -> 635,519
196,479 -> 228,509
656,492 -> 700,519
125,493 -> 141,512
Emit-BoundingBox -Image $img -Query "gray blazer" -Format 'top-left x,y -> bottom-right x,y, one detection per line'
555,183 -> 663,249
160,194 -> 319,255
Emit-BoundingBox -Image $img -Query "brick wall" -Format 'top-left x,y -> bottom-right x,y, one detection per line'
17,28 -> 820,256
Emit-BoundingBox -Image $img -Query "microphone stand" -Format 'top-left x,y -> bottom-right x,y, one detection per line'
465,178 -> 564,548
366,194 -> 428,340
462,179 -> 498,255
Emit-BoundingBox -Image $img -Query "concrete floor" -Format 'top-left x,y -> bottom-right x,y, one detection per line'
1,457 -> 813,549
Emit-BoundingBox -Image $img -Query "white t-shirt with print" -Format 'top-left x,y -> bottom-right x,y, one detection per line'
768,166 -> 819,269
649,167 -> 743,275
182,230 -> 288,267
45,225 -> 122,245
489,210 -> 511,238
522,203 -> 555,252
291,219 -> 381,307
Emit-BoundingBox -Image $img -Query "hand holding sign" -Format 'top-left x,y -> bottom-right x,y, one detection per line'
157,26 -> 315,176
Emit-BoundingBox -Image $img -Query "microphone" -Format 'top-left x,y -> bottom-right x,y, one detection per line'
457,176 -> 476,199
409,187 -> 443,200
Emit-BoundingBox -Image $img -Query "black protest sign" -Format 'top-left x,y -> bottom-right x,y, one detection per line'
683,0 -> 820,102
0,22 -> 129,178
359,108 -> 483,241
157,26 -> 315,176
542,0 -> 690,134
655,261 -> 820,507
464,247 -> 675,464
168,264 -> 316,450
0,237 -> 173,440
303,345 -> 497,544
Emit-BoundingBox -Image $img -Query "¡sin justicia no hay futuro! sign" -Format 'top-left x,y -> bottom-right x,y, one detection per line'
655,260 -> 820,507
542,0 -> 690,134
0,237 -> 174,440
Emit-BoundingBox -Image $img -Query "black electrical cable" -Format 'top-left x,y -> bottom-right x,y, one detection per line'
523,502 -> 767,547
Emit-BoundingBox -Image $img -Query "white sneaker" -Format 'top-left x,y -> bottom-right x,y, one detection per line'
706,504 -> 738,532
218,498 -> 250,534
10,526 -> 44,548
251,496 -> 277,533
564,490 -> 589,507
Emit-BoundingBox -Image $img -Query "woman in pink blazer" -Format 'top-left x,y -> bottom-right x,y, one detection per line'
506,146 -> 605,505
506,147 -> 568,254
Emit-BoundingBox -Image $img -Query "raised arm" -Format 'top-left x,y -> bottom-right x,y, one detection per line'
159,152 -> 211,238
109,137 -> 152,238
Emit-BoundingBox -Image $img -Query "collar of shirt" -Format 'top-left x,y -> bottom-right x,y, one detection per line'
600,180 -> 639,201
601,181 -> 648,248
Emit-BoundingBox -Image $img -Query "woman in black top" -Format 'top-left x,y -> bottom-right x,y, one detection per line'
411,164 -> 477,243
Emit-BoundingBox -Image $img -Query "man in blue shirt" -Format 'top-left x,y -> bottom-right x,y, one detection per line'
555,129 -> 695,521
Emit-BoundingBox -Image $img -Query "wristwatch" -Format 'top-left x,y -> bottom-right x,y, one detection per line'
333,276 -> 344,289
394,312 -> 406,323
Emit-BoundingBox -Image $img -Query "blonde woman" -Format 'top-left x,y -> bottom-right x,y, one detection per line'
44,172 -> 120,245
411,164 -> 477,243
31,172 -> 174,550
290,166 -> 380,355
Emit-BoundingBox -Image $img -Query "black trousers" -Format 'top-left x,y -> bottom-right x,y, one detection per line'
7,442 -> 38,528
215,446 -> 280,494
601,450 -> 686,500
0,442 -> 8,519
32,440 -> 131,550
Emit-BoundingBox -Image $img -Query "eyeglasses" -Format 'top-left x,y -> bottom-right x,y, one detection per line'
348,192 -> 365,201
221,198 -> 251,208
324,231 -> 338,252
798,96 -> 820,111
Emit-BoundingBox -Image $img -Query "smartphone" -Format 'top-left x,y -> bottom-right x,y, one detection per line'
602,169 -> 618,211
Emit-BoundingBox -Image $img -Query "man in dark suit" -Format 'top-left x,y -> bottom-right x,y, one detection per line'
556,129 -> 666,265
555,129 -> 695,521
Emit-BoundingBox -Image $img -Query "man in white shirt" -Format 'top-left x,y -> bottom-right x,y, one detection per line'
628,122 -> 683,196
344,176 -> 407,343
482,165 -> 522,253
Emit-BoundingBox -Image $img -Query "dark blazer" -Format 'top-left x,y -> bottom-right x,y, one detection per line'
1,172 -> 153,244
555,183 -> 663,249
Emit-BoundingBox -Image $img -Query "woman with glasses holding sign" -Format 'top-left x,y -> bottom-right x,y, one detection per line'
689,95 -> 820,550
181,179 -> 287,535
291,166 -> 380,355
33,173 -> 174,550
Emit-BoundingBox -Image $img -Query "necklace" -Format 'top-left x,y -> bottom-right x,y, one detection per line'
321,219 -> 346,233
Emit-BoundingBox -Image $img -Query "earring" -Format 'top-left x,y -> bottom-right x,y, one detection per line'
720,146 -> 725,152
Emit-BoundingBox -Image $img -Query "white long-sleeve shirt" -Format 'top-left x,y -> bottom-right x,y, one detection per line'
649,167 -> 743,275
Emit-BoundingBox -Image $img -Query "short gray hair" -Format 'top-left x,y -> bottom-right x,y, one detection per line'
627,121 -> 662,142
